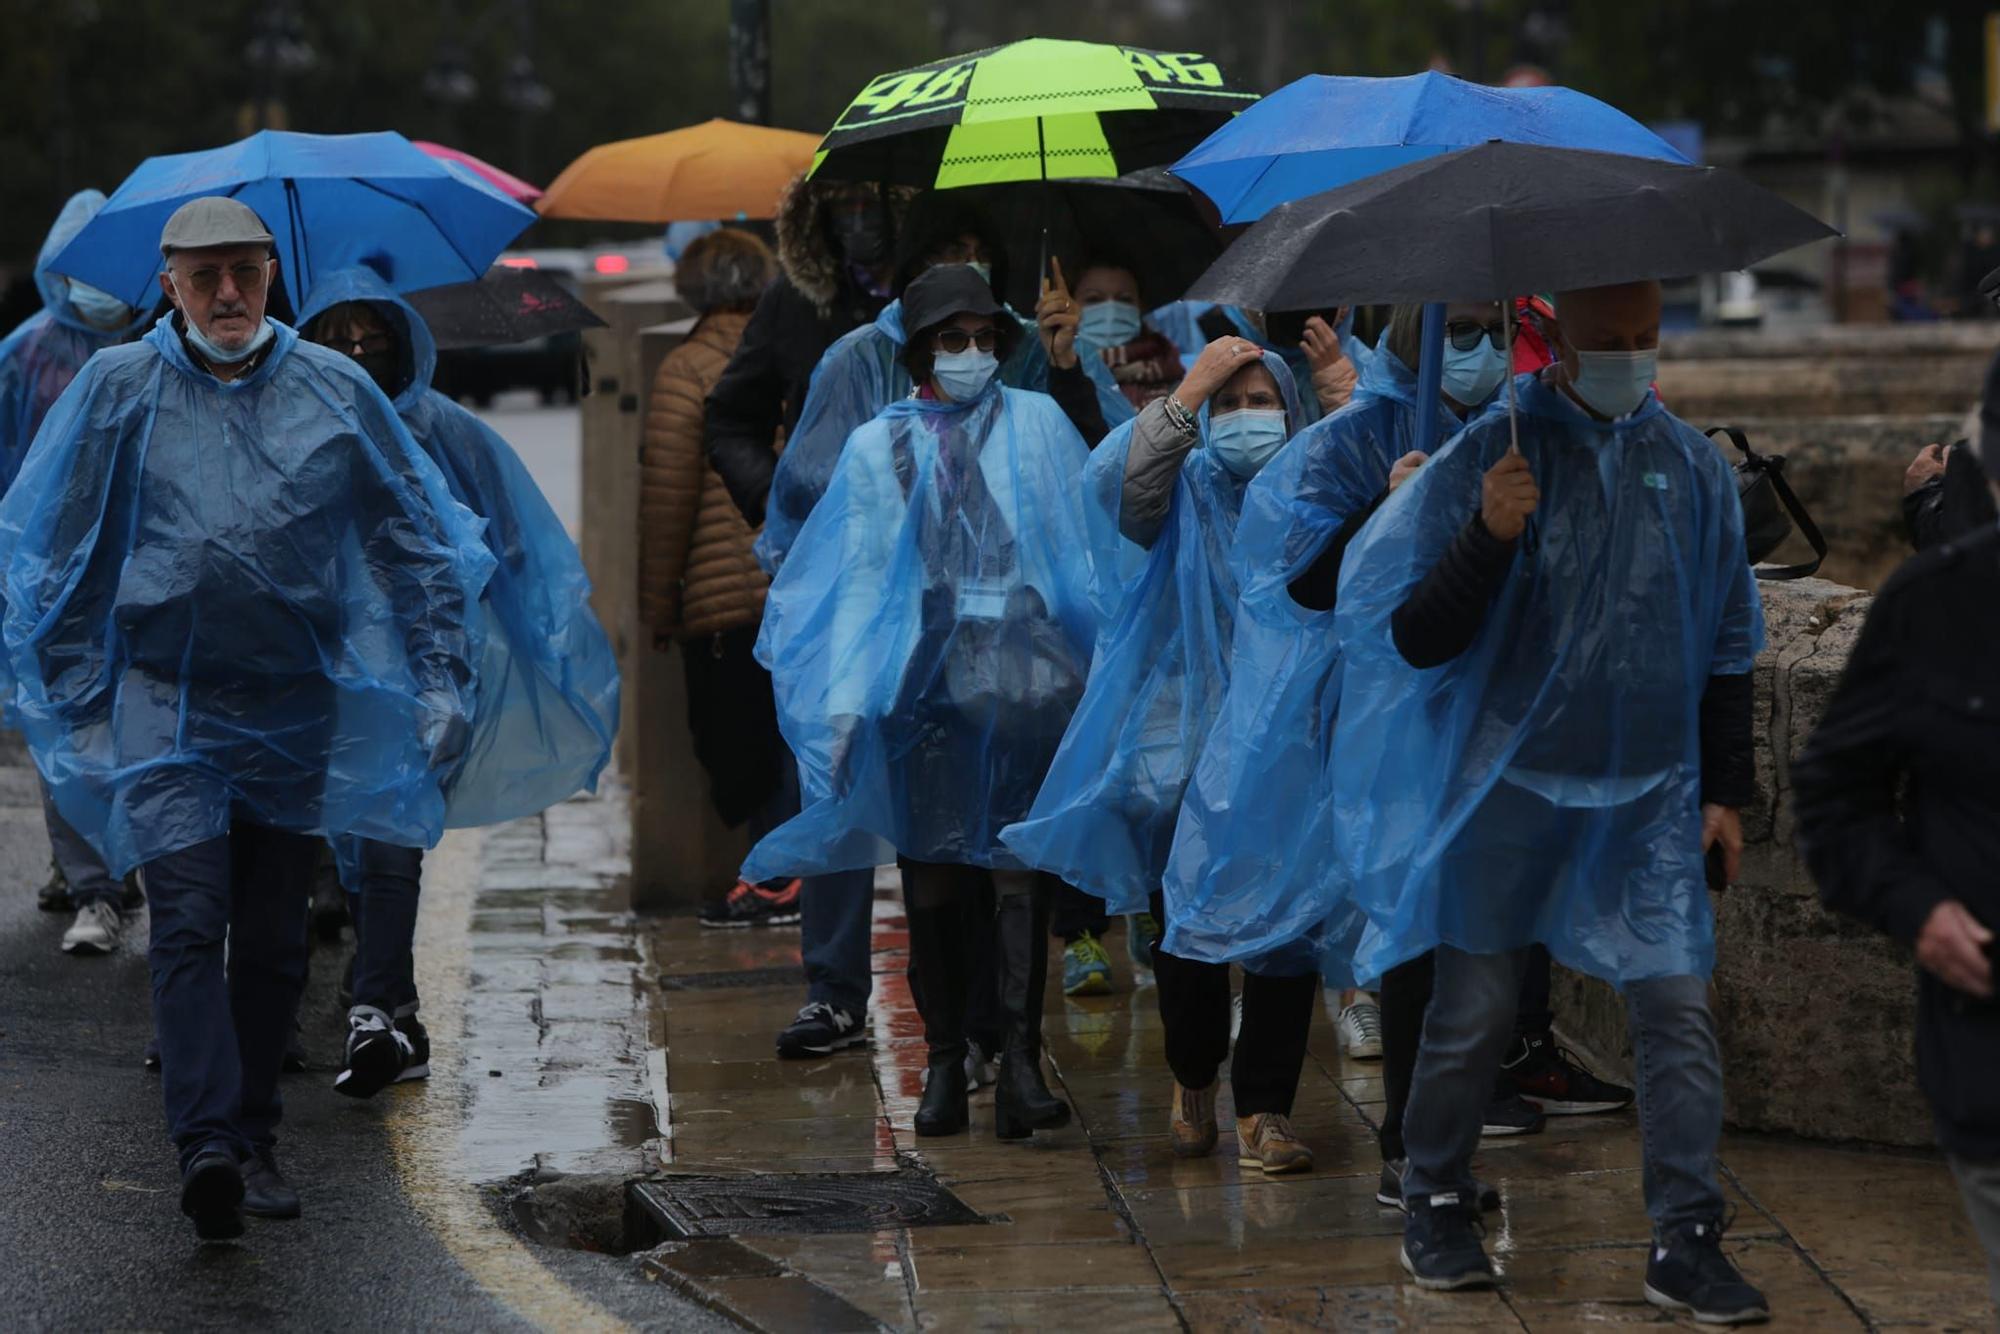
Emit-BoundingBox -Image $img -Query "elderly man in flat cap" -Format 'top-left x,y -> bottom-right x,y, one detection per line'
0,197 -> 492,1241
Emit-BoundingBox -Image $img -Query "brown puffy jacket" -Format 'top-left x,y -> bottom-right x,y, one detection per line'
639,309 -> 769,639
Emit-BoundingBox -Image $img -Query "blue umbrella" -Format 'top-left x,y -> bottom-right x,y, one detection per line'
1171,71 -> 1689,226
46,130 -> 537,313
1169,71 -> 1692,448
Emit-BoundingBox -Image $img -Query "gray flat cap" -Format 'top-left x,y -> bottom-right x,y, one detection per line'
158,196 -> 274,256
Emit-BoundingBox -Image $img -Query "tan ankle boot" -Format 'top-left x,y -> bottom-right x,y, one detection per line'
1169,1080 -> 1218,1157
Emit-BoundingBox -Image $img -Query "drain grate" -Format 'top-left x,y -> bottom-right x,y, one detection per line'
630,1169 -> 987,1238
658,965 -> 803,991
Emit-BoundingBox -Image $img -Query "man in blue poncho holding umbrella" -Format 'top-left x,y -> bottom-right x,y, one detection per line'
0,197 -> 494,1241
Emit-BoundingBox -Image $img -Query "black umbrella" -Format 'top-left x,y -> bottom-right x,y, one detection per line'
405,268 -> 607,351
1187,141 -> 1837,311
901,169 -> 1223,315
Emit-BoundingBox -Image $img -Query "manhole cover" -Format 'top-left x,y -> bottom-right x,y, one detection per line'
630,1170 -> 987,1238
659,965 -> 801,991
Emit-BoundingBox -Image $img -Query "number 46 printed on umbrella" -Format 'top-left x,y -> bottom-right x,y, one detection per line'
813,38 -> 1257,189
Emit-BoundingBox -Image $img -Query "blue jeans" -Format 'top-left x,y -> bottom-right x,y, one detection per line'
768,748 -> 874,1015
1403,946 -> 1725,1234
41,780 -> 119,905
346,841 -> 423,1018
143,820 -> 321,1172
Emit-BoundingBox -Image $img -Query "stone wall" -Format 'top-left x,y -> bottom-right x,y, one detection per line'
1550,577 -> 1934,1147
1660,323 -> 1989,592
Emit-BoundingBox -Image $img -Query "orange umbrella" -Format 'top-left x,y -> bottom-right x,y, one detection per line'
537,118 -> 819,222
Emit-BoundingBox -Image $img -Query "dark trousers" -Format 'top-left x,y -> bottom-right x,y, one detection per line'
348,841 -> 423,1017
1051,880 -> 1111,944
1378,943 -> 1555,1160
1146,893 -> 1318,1117
144,819 -> 322,1172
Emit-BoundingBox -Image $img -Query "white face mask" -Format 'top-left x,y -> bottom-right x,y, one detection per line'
1441,339 -> 1508,407
932,348 -> 998,401
1207,407 -> 1289,478
170,274 -> 272,366
67,280 -> 135,332
1567,348 -> 1657,419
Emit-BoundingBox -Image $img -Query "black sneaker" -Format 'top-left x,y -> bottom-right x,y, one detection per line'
1644,1217 -> 1770,1324
333,1006 -> 412,1098
1505,1033 -> 1634,1115
1378,1158 -> 1501,1213
180,1148 -> 245,1242
700,878 -> 803,929
1481,1086 -> 1547,1137
241,1148 -> 301,1220
775,1001 -> 867,1059
1400,1189 -> 1495,1290
144,1036 -> 160,1072
35,865 -> 70,913
394,1014 -> 431,1083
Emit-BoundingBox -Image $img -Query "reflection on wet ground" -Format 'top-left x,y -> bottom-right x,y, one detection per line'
637,877 -> 1991,1330
456,801 -> 1990,1330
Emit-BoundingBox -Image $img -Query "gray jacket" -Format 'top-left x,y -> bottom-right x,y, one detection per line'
1118,398 -> 1199,550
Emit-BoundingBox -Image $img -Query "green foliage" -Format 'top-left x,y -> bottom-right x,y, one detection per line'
0,0 -> 1985,272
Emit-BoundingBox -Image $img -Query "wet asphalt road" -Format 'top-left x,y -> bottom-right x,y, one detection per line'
0,769 -> 532,1331
0,768 -> 716,1332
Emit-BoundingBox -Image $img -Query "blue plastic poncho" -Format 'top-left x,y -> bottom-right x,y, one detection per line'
1000,351 -> 1302,914
1332,376 -> 1765,985
743,384 -> 1096,881
0,318 -> 496,874
299,268 -> 619,827
752,295 -> 1119,574
1162,347 -> 1490,969
0,191 -> 151,491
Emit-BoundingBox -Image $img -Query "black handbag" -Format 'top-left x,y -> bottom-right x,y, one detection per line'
1706,425 -> 1827,581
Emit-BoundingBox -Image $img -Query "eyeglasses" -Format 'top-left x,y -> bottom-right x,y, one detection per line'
1446,320 -> 1510,352
319,332 -> 394,357
179,261 -> 270,297
933,327 -> 998,354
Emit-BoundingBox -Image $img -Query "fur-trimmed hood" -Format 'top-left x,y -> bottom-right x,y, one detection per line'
774,171 -> 916,315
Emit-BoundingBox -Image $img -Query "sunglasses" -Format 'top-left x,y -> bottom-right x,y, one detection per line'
320,332 -> 395,357
1446,320 -> 1511,352
179,261 -> 271,298
933,327 -> 998,354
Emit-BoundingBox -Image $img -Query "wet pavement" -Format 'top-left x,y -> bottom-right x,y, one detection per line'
635,868 -> 1997,1330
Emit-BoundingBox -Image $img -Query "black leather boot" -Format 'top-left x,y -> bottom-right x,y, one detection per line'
904,889 -> 969,1137
993,877 -> 1071,1140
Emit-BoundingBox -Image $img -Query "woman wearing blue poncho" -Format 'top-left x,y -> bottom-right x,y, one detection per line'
300,265 -> 621,1099
746,265 -> 1094,1145
1003,335 -> 1337,1174
752,200 -> 1125,575
1333,282 -> 1769,1318
0,189 -> 150,953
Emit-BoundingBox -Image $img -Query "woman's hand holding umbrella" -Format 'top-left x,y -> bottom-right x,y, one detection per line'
1036,257 -> 1081,371
1480,451 -> 1539,542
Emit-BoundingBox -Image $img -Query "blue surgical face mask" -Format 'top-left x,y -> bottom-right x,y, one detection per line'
932,348 -> 998,401
1207,407 -> 1289,478
171,275 -> 273,366
67,279 -> 134,332
1077,299 -> 1142,349
1441,339 -> 1508,407
1568,348 -> 1657,419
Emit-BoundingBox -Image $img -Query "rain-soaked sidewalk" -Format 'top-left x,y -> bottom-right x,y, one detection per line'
470,790 -> 1994,1330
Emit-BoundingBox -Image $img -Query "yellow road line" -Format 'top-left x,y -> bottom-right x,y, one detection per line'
385,827 -> 633,1334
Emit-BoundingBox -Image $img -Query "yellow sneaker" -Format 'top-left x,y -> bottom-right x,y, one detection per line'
1237,1113 -> 1314,1175
1169,1080 -> 1218,1157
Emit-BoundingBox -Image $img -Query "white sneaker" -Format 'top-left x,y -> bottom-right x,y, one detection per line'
61,899 -> 122,954
1338,996 -> 1384,1060
963,1040 -> 999,1089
